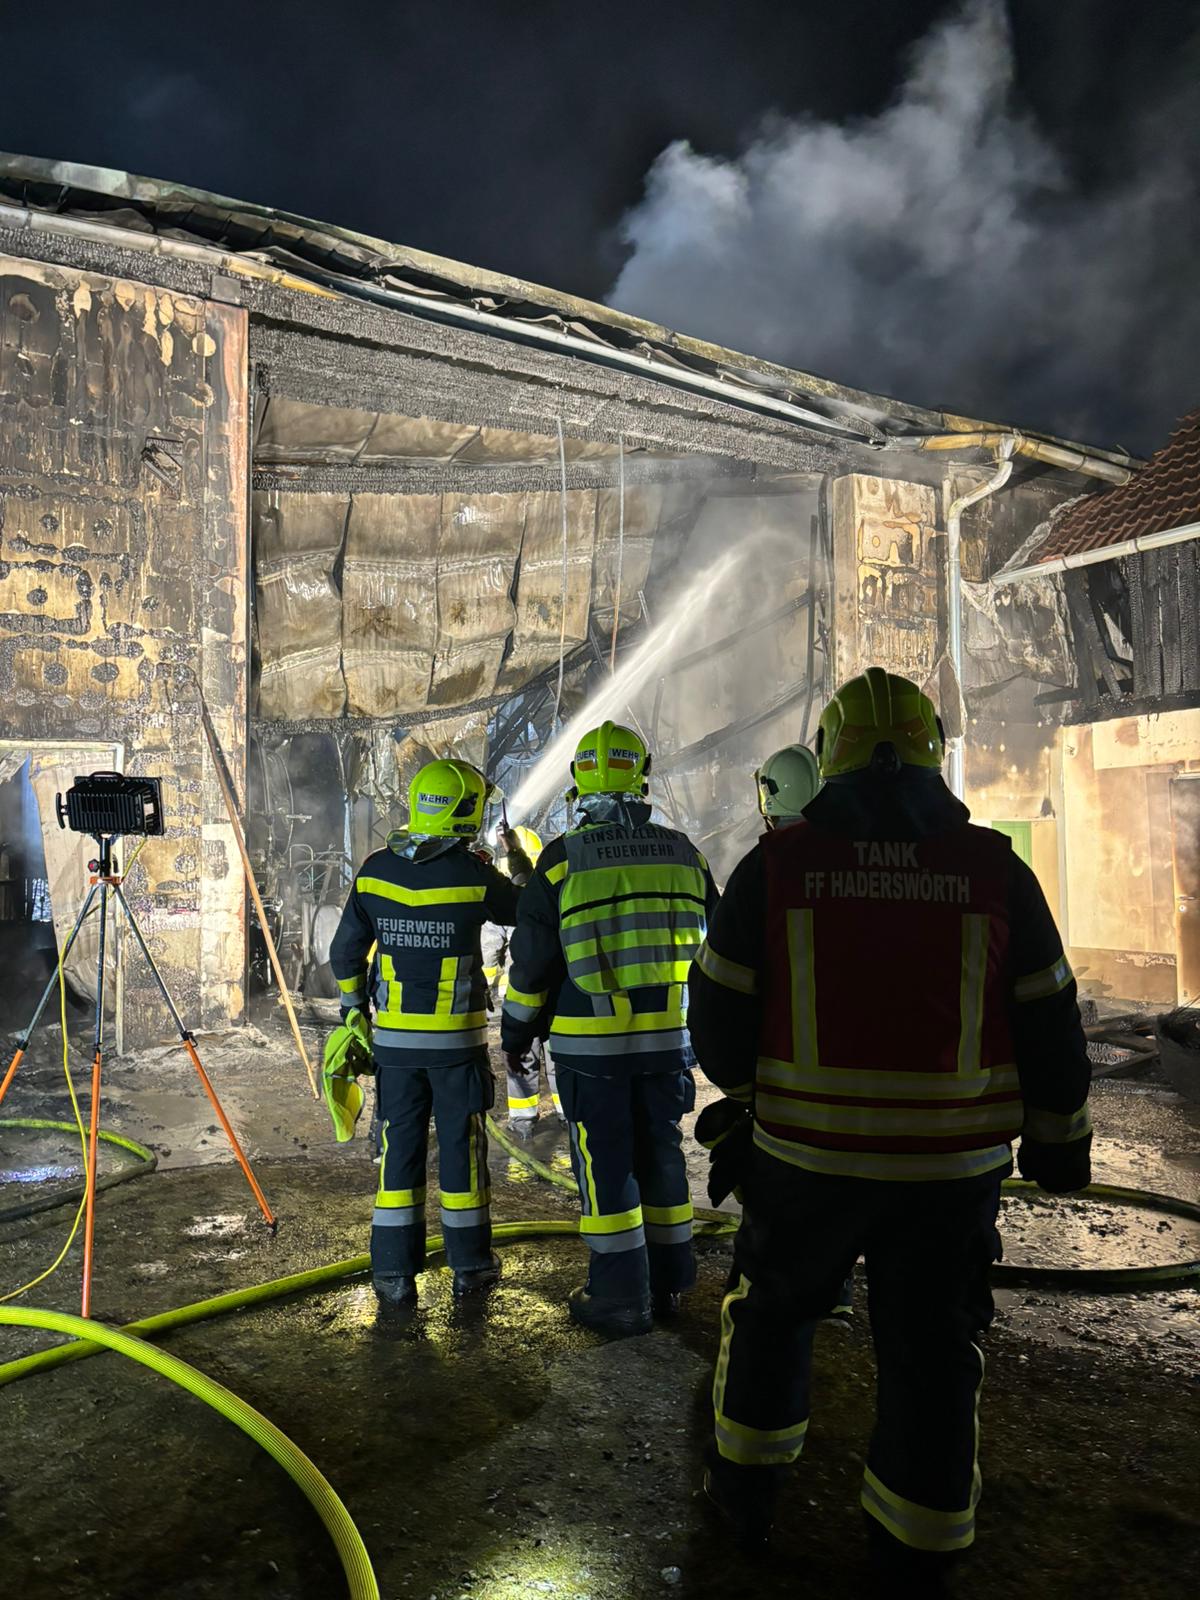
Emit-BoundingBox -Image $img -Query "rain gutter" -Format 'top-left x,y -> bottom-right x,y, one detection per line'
0,201 -> 879,448
914,430 -> 1135,486
991,519 -> 1200,586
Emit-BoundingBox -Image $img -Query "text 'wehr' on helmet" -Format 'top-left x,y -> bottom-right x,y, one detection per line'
408,759 -> 493,837
569,721 -> 651,799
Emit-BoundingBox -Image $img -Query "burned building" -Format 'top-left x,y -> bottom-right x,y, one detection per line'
0,152 -> 1195,1043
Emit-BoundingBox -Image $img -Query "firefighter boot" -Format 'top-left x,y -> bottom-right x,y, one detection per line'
453,1252 -> 503,1296
374,1273 -> 417,1307
568,1284 -> 653,1338
702,1450 -> 778,1554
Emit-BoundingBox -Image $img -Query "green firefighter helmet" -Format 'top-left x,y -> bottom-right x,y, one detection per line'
407,758 -> 492,837
570,721 -> 650,797
816,667 -> 944,778
755,743 -> 822,826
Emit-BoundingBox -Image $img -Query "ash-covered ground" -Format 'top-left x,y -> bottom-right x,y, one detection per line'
0,1002 -> 1197,1599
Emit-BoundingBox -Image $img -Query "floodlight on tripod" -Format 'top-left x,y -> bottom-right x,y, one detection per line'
0,772 -> 275,1318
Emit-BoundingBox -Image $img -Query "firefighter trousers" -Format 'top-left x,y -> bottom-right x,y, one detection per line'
506,1036 -> 561,1121
372,1058 -> 494,1278
712,1148 -> 1003,1555
556,1062 -> 697,1304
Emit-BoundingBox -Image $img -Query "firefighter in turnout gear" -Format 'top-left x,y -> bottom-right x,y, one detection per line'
480,827 -> 562,1129
331,758 -> 531,1306
689,669 -> 1092,1577
502,721 -> 719,1337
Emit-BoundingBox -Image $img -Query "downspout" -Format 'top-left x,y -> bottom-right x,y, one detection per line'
944,439 -> 1016,799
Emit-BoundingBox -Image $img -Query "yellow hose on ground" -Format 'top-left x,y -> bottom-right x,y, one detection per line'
0,1305 -> 380,1600
0,952 -> 89,1302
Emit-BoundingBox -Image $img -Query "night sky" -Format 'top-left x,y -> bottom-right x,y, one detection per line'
2,0 -> 1198,450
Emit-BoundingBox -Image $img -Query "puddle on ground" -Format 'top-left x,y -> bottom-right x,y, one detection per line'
1000,1191 -> 1200,1272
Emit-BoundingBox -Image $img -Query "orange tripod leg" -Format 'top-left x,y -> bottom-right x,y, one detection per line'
0,1048 -> 25,1111
80,1050 -> 103,1319
182,1039 -> 276,1229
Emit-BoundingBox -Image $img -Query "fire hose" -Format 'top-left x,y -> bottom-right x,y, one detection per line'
1,1120 -> 1199,1597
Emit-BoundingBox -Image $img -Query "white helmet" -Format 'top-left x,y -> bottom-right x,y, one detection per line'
755,744 -> 822,828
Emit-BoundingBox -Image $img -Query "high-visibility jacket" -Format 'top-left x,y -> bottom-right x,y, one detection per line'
688,778 -> 1091,1182
331,833 -> 521,1063
501,801 -> 720,1069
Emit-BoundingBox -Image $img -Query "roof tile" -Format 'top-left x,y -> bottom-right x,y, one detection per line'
1033,408 -> 1200,563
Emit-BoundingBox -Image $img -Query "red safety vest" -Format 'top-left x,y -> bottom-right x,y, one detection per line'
755,820 -> 1020,1181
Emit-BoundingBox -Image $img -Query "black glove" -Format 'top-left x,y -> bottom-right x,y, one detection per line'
695,1097 -> 753,1208
1017,1133 -> 1092,1195
501,1047 -> 529,1080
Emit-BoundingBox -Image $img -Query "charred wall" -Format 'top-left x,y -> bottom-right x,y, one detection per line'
0,256 -> 248,1044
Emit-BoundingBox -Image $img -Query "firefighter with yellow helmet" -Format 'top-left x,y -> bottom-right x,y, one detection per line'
689,669 -> 1092,1581
330,758 -> 531,1306
502,721 -> 719,1336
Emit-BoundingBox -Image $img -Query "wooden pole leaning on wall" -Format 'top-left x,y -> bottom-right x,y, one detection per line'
189,677 -> 321,1100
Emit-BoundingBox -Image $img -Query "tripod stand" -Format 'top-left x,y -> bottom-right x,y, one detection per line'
0,832 -> 275,1317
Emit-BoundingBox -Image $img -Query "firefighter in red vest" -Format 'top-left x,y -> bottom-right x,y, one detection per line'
688,668 -> 1091,1584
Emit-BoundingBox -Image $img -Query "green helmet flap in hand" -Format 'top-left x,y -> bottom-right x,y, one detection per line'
407,758 -> 492,838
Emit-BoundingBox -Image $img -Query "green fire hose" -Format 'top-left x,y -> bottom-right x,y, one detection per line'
0,1304 -> 380,1600
2,1116 -> 1199,1598
0,1118 -> 156,1225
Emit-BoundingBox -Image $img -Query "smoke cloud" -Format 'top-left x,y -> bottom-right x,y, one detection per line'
608,0 -> 1200,455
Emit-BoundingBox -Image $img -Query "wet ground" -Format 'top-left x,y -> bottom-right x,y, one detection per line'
0,1006 -> 1198,1599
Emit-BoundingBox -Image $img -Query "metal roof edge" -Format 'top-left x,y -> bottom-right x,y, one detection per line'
0,149 -> 1136,469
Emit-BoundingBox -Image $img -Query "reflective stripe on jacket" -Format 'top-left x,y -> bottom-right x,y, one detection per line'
501,803 -> 719,1066
689,775 -> 1092,1182
560,822 -> 709,994
331,841 -> 520,1060
752,821 -> 1021,1178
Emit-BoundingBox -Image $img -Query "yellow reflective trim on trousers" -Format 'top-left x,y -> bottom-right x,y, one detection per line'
356,877 -> 487,907
578,1205 -> 644,1236
505,984 -> 549,1009
337,973 -> 367,994
717,1413 -> 808,1446
508,1094 -> 539,1110
712,1273 -> 750,1432
545,860 -> 568,885
860,1342 -> 983,1552
642,1201 -> 693,1226
695,939 -> 758,995
376,1122 -> 390,1201
861,1469 -> 976,1552
578,1124 -> 600,1217
787,909 -> 818,1071
958,913 -> 989,1074
375,1186 -> 427,1208
755,1094 -> 1022,1139
757,1060 -> 1020,1099
441,1189 -> 491,1210
1023,1103 -> 1093,1143
1014,953 -> 1073,1002
713,1344 -> 811,1462
724,1083 -> 754,1103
